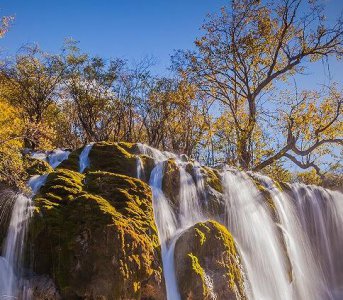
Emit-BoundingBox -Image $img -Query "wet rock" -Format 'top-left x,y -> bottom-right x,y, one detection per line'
162,158 -> 180,210
23,275 -> 61,300
174,220 -> 247,300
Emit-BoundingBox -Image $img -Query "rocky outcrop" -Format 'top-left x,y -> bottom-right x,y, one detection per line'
28,142 -> 165,299
174,220 -> 247,300
162,158 -> 180,209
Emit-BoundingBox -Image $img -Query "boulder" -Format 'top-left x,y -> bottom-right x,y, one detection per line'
174,220 -> 247,300
28,142 -> 165,299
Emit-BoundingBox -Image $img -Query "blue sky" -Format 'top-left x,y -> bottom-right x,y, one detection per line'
0,0 -> 342,85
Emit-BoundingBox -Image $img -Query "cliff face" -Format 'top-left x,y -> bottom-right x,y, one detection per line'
28,143 -> 165,299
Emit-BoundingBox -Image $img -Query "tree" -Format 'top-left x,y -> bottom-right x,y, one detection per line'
0,98 -> 26,187
257,85 -> 342,178
0,15 -> 13,38
138,77 -> 207,155
0,45 -> 67,148
64,45 -> 125,143
0,45 -> 67,124
173,0 -> 343,171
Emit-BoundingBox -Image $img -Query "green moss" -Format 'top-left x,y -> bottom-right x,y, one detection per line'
25,157 -> 53,176
29,153 -> 163,299
175,220 -> 246,300
188,253 -> 207,296
57,148 -> 83,172
203,167 -> 223,193
117,142 -> 139,155
88,142 -> 137,177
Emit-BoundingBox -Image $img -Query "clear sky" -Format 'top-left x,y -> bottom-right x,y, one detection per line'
0,0 -> 342,84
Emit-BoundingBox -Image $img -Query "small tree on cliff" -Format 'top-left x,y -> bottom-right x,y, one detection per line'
173,0 -> 343,173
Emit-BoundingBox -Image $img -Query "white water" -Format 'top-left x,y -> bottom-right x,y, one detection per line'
149,162 -> 180,300
253,173 -> 329,300
79,143 -> 94,173
137,144 -> 343,300
0,194 -> 32,299
31,149 -> 70,169
142,146 -> 207,300
291,184 -> 343,299
27,175 -> 48,195
0,147 -> 67,299
47,150 -> 70,169
221,170 -> 291,300
136,157 -> 145,180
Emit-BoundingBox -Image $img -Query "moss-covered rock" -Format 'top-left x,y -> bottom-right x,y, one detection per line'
88,142 -> 137,177
139,154 -> 156,183
28,142 -> 165,300
57,148 -> 83,172
117,142 -> 140,155
25,157 -> 53,177
174,220 -> 247,300
203,167 -> 223,194
162,158 -> 180,210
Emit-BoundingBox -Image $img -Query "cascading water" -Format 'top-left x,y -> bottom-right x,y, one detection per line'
252,173 -> 329,300
221,170 -> 291,300
0,148 -> 70,299
0,194 -> 32,300
79,143 -> 94,173
142,146 -> 209,299
290,184 -> 343,299
47,150 -> 70,169
149,162 -> 180,300
27,175 -> 48,195
137,143 -> 343,300
1,142 -> 342,299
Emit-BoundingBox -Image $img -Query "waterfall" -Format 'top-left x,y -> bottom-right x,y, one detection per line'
0,194 -> 32,299
31,149 -> 70,169
1,143 -> 341,299
253,173 -> 329,300
79,143 -> 94,173
149,162 -> 180,300
47,150 -> 70,169
141,145 -> 206,300
290,184 -> 343,299
137,143 -> 343,300
27,175 -> 48,195
0,147 -> 70,299
136,157 -> 145,180
221,170 -> 291,300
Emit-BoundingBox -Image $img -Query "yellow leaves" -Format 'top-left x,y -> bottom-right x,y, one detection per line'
296,169 -> 322,186
0,99 -> 24,148
0,98 -> 26,187
0,15 -> 13,38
